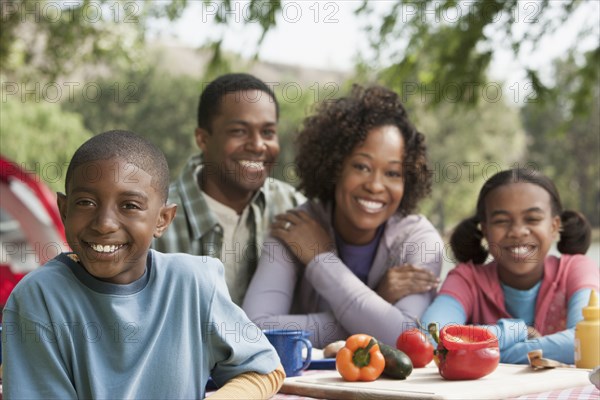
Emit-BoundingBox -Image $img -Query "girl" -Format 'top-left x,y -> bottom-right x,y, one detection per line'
243,85 -> 443,348
422,168 -> 599,364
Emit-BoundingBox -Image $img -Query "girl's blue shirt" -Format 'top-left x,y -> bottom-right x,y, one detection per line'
422,287 -> 592,364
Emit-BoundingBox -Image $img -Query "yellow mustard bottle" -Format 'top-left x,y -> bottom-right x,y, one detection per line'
575,290 -> 600,368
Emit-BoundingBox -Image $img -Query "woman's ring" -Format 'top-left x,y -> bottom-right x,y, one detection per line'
283,221 -> 292,231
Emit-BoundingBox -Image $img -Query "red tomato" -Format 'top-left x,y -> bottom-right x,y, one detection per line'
396,329 -> 434,368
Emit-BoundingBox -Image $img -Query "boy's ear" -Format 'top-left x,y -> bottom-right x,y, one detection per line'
154,203 -> 177,238
195,127 -> 210,153
57,192 -> 68,224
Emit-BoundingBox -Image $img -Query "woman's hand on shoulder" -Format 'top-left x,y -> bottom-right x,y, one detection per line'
376,264 -> 440,304
271,210 -> 334,266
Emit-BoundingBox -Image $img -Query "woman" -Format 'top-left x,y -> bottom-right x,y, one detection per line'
243,85 -> 443,347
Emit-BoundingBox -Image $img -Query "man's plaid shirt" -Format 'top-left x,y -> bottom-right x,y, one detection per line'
153,155 -> 306,304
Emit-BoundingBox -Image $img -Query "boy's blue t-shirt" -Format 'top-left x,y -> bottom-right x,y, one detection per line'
2,250 -> 279,399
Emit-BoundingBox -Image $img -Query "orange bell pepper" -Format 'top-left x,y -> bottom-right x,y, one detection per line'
335,334 -> 386,382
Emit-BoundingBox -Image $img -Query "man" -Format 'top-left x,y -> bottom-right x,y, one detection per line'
154,73 -> 305,305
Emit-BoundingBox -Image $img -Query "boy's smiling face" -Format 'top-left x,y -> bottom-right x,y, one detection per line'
58,157 -> 175,284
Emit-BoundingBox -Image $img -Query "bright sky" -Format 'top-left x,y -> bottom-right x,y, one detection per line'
152,1 -> 599,88
154,1 -> 365,71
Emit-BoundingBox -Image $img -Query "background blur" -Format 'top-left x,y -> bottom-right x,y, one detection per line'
1,0 -> 599,264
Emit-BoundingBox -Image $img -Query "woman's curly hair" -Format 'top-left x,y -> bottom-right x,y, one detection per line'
295,84 -> 431,215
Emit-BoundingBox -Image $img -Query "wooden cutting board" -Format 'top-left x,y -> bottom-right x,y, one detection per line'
281,363 -> 592,399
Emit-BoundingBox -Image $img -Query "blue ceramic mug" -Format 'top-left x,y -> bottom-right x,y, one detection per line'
263,329 -> 312,377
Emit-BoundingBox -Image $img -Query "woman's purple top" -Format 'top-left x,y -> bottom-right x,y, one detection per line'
243,200 -> 444,347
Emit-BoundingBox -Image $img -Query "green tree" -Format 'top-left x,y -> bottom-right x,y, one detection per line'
62,63 -> 199,179
410,97 -> 527,233
4,0 -> 595,105
0,80 -> 93,192
175,0 -> 596,106
521,52 -> 600,226
61,57 -> 321,183
354,1 -> 597,105
0,0 -> 159,81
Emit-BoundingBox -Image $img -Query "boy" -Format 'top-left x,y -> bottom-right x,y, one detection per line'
153,73 -> 306,306
2,130 -> 284,399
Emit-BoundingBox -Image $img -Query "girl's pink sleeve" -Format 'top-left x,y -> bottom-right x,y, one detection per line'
564,254 -> 600,299
438,263 -> 477,317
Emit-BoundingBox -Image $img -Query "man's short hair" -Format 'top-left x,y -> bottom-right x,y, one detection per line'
65,130 -> 170,202
197,73 -> 279,131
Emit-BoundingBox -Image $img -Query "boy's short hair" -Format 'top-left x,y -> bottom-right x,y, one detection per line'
197,73 -> 279,131
65,130 -> 170,202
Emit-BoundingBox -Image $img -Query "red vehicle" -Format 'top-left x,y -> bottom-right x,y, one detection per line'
0,156 -> 67,311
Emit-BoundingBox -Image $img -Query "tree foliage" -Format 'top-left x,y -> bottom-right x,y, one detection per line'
60,53 -> 319,184
410,97 -> 527,232
61,61 -> 199,179
0,79 -> 93,192
521,51 -> 600,226
4,0 -> 596,105
163,0 -> 597,107
353,0 -> 596,106
0,0 -> 170,80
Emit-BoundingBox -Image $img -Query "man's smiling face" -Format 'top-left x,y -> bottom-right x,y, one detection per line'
196,89 -> 280,203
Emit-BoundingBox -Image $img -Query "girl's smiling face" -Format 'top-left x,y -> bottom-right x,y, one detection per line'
481,182 -> 560,289
58,158 -> 175,284
333,125 -> 405,245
